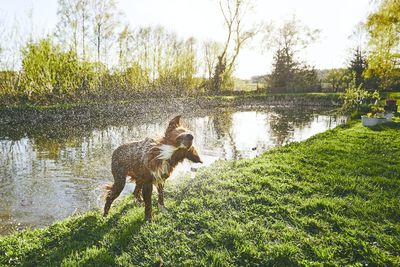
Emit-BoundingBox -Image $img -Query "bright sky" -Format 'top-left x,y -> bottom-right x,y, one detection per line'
1,0 -> 375,79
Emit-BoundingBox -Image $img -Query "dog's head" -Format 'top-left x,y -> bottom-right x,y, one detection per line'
164,115 -> 202,163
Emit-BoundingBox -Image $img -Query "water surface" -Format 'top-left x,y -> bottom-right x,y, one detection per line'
0,105 -> 346,235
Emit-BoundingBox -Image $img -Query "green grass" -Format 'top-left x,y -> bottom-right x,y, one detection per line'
1,121 -> 399,266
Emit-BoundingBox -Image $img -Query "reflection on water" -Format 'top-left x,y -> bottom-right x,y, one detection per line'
0,106 -> 346,234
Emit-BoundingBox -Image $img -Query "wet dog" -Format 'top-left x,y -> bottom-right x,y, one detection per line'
103,115 -> 202,222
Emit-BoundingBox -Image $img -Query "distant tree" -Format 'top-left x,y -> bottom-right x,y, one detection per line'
202,40 -> 222,80
91,0 -> 120,65
365,0 -> 400,91
78,0 -> 90,60
213,0 -> 261,93
0,12 -> 27,73
56,0 -> 91,60
324,68 -> 349,92
266,16 -> 320,92
348,47 -> 367,88
116,26 -> 199,94
294,65 -> 320,92
56,0 -> 80,54
0,13 -> 5,68
269,48 -> 296,91
117,24 -> 132,69
250,74 -> 268,84
181,37 -> 198,90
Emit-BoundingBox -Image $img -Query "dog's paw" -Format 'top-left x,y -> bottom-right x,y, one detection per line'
158,203 -> 168,213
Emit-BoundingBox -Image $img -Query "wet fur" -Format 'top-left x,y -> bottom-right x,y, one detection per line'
103,115 -> 202,222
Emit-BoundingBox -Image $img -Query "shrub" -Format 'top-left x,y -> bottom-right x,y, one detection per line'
19,38 -> 96,101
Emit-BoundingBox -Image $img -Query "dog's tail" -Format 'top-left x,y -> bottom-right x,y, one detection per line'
102,183 -> 114,200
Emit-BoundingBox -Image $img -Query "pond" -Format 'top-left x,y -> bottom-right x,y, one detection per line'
0,104 -> 346,235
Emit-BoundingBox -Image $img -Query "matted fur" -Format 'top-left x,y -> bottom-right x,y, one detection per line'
103,115 -> 202,222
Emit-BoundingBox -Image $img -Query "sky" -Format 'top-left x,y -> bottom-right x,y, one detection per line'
0,0 -> 375,79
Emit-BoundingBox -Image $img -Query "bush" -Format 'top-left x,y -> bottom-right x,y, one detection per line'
340,76 -> 380,114
19,38 -> 96,101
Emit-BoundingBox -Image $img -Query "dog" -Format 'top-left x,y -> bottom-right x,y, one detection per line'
103,115 -> 202,222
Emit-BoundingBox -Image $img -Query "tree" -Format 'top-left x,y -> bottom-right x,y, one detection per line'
212,0 -> 261,92
269,48 -> 296,91
92,0 -> 120,65
0,12 -> 5,68
266,16 -> 320,92
365,0 -> 400,91
348,47 -> 367,88
115,25 -> 200,94
78,0 -> 90,60
212,55 -> 227,93
0,12 -> 25,78
56,0 -> 80,54
202,40 -> 222,79
56,0 -> 91,60
117,24 -> 133,69
324,68 -> 349,92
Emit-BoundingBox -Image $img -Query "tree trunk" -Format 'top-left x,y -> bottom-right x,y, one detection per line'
97,24 -> 101,63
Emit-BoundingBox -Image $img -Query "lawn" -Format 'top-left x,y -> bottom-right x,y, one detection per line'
1,121 -> 399,266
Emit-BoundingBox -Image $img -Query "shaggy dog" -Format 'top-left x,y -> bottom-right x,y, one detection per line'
103,115 -> 202,222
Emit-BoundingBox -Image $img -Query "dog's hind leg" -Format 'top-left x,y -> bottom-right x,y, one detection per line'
142,180 -> 153,222
133,178 -> 143,205
103,173 -> 126,217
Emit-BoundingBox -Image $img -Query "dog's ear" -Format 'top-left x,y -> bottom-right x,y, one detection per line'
186,146 -> 203,163
166,115 -> 181,131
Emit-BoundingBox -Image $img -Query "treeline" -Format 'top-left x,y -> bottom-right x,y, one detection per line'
258,1 -> 400,94
14,27 -> 199,102
0,1 -> 206,104
0,0 -> 399,106
0,34 -> 200,104
0,0 -> 263,105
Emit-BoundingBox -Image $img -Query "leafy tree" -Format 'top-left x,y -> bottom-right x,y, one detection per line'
266,16 -> 320,92
323,68 -> 349,92
293,65 -> 319,92
365,0 -> 400,91
269,48 -> 296,91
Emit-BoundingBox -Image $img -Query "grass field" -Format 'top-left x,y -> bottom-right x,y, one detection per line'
0,121 -> 399,266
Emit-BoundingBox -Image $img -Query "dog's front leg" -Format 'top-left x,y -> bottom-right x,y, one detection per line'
157,183 -> 167,212
142,180 -> 153,222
